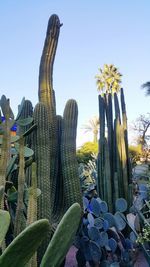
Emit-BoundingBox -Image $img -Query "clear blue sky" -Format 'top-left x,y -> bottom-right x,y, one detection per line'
0,1 -> 150,146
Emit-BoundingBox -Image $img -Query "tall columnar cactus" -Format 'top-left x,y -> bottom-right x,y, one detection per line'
27,162 -> 37,226
97,95 -> 105,199
38,15 -> 62,213
120,88 -> 132,184
16,99 -> 34,187
61,99 -> 82,211
33,102 -> 51,264
105,94 -> 113,178
14,136 -> 26,236
97,89 -> 131,211
17,99 -> 33,146
38,14 -> 62,113
52,115 -> 64,222
27,162 -> 38,267
0,96 -> 12,208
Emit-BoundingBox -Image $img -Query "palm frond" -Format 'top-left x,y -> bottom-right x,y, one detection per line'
141,82 -> 150,96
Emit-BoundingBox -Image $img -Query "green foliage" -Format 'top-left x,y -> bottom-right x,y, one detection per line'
95,64 -> 122,95
77,141 -> 98,164
129,144 -> 142,165
137,224 -> 150,244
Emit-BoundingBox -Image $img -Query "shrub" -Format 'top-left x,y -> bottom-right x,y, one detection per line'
77,142 -> 98,164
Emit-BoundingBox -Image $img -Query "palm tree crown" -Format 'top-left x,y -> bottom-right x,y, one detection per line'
82,116 -> 99,143
95,64 -> 122,95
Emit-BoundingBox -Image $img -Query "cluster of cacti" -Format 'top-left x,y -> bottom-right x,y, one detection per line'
0,203 -> 82,267
75,196 -> 137,266
0,95 -> 36,245
2,11 -> 150,267
97,89 -> 132,212
0,13 -> 83,266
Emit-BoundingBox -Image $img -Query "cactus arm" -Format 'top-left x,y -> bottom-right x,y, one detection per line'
0,219 -> 50,267
40,203 -> 82,267
38,14 -> 62,111
27,162 -> 37,226
0,210 -> 10,246
33,103 -> 51,263
0,96 -> 11,208
14,136 -> 26,236
61,99 -> 82,210
27,162 -> 38,267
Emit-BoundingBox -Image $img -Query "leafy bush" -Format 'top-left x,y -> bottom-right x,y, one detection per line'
77,142 -> 98,164
129,145 -> 142,165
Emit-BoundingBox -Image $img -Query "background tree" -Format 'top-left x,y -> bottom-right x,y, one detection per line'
82,116 -> 99,143
131,113 -> 150,150
95,64 -> 122,95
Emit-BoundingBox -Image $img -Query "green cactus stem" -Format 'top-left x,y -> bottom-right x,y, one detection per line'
0,96 -> 12,208
33,102 -> 51,264
38,14 -> 62,114
52,115 -> 64,223
40,203 -> 82,267
97,95 -> 105,199
27,162 -> 37,226
38,14 -> 62,214
14,136 -> 26,236
103,138 -> 113,212
0,209 -> 10,246
120,88 -> 132,185
27,162 -> 38,267
61,99 -> 82,211
0,219 -> 50,267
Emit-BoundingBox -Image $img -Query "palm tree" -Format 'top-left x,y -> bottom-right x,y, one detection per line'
82,116 -> 99,143
141,81 -> 150,96
95,64 -> 122,95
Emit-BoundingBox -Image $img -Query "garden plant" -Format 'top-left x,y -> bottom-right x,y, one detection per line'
0,13 -> 150,267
